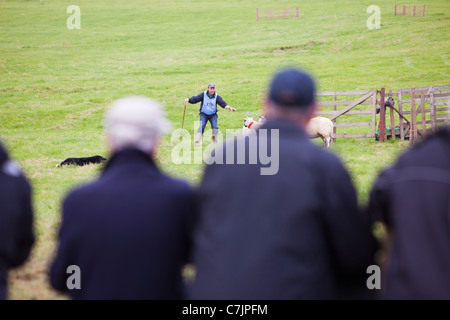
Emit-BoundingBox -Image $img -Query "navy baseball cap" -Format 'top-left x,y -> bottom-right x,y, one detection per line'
208,83 -> 216,88
269,68 -> 316,109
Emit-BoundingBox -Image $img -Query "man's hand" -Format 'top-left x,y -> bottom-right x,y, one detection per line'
226,106 -> 236,112
185,98 -> 189,104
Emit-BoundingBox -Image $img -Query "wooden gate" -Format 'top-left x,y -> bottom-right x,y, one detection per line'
315,90 -> 378,141
378,85 -> 450,143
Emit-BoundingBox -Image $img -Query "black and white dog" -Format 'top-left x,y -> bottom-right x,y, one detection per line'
57,155 -> 107,167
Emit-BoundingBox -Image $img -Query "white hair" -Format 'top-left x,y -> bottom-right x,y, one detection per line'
105,96 -> 172,152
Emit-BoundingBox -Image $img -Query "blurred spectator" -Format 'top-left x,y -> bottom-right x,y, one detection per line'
187,68 -> 378,300
368,126 -> 450,299
0,140 -> 35,300
50,96 -> 195,299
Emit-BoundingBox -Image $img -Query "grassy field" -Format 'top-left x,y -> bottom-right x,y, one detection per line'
1,0 -> 449,299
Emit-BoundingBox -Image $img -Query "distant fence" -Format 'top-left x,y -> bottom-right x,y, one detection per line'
256,8 -> 300,21
394,4 -> 425,17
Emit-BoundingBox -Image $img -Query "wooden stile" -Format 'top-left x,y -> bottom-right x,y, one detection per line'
394,4 -> 425,17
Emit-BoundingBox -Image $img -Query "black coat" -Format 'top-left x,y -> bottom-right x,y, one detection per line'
50,149 -> 195,300
368,127 -> 450,299
0,142 -> 35,300
188,119 -> 378,300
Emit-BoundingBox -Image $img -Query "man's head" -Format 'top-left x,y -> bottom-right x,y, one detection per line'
265,67 -> 317,126
208,83 -> 216,95
105,96 -> 171,154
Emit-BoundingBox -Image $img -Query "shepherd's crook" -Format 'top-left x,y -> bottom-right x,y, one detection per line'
180,102 -> 187,141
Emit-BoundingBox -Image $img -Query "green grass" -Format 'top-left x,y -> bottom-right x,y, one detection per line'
1,0 -> 449,299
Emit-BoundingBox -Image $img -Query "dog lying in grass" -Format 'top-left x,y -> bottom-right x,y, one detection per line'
57,155 -> 107,167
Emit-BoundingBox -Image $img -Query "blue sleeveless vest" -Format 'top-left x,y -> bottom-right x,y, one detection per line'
201,91 -> 217,115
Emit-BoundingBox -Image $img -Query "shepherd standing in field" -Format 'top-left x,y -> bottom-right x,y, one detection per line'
184,83 -> 236,144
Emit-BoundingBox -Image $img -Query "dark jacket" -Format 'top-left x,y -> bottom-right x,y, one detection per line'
368,126 -> 450,299
188,91 -> 228,115
188,119 -> 378,300
0,141 -> 35,300
50,149 -> 195,300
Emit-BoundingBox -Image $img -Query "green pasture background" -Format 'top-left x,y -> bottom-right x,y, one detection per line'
0,0 -> 449,299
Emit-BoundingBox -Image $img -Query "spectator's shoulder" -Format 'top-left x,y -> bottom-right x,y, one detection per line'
63,179 -> 101,204
398,127 -> 450,167
2,160 -> 24,178
1,160 -> 31,190
313,146 -> 347,171
162,173 -> 195,194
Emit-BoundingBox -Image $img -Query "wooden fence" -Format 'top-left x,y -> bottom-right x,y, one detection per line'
394,4 -> 425,17
314,90 -> 378,142
312,85 -> 449,144
256,8 -> 300,21
378,85 -> 450,143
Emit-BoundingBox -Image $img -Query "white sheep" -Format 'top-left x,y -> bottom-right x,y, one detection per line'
306,116 -> 334,148
242,116 -> 266,136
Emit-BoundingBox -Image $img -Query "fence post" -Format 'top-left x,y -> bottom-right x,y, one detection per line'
403,5 -> 406,16
379,88 -> 386,142
398,90 -> 405,140
413,5 -> 416,17
296,7 -> 300,18
333,92 -> 337,143
420,92 -> 426,137
423,5 -> 425,17
410,88 -> 416,144
372,90 -> 377,138
256,8 -> 259,21
430,86 -> 436,132
394,5 -> 397,16
389,90 -> 395,139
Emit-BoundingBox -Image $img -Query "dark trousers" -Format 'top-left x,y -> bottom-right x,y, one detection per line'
198,113 -> 218,134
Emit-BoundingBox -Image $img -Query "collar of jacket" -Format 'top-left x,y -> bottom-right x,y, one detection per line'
101,148 -> 157,174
